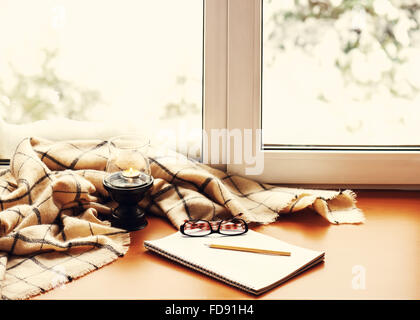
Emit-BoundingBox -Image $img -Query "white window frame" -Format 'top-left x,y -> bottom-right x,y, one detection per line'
1,0 -> 419,188
203,0 -> 420,189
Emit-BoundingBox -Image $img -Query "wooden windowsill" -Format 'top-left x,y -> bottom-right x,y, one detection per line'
31,190 -> 420,300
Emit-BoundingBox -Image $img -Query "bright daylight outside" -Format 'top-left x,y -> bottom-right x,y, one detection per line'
0,0 -> 203,157
262,0 -> 420,146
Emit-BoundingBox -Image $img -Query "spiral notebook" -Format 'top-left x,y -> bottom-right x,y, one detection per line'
144,230 -> 325,295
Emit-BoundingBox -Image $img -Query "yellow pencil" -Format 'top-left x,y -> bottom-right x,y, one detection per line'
206,244 -> 291,256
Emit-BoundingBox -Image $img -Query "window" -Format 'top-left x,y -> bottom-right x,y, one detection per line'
262,0 -> 420,147
1,0 -> 419,188
0,0 -> 203,159
218,0 -> 420,187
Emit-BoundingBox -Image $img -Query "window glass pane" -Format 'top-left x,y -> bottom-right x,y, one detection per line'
0,0 -> 203,156
262,0 -> 420,146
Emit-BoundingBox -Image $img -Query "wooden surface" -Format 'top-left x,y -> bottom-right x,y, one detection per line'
34,190 -> 420,300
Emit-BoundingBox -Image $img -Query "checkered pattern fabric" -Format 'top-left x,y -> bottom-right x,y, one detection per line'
0,137 -> 364,299
0,137 -> 130,300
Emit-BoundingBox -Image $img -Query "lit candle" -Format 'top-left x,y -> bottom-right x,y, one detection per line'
122,167 -> 141,179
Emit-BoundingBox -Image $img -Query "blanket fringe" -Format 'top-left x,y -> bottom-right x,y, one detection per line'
12,232 -> 130,300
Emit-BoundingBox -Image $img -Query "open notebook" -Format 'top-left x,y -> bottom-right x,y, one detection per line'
144,230 -> 325,295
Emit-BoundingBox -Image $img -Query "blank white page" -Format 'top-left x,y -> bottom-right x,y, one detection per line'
144,230 -> 324,294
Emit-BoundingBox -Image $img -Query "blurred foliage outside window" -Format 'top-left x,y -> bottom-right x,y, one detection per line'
0,50 -> 102,124
265,0 -> 420,101
263,0 -> 420,144
0,49 -> 199,124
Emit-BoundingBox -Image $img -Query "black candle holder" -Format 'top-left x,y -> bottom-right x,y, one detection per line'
103,172 -> 154,231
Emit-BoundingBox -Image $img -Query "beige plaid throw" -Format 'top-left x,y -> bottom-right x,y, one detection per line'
0,137 -> 364,299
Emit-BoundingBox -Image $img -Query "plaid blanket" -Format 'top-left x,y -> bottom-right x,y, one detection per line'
0,137 -> 364,299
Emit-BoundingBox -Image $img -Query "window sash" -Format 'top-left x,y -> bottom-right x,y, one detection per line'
205,0 -> 420,188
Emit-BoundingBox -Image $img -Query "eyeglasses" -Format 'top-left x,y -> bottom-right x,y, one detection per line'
180,218 -> 248,237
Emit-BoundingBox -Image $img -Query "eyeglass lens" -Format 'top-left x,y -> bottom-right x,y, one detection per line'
219,220 -> 246,235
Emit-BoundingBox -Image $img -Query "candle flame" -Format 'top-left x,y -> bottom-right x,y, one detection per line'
122,167 -> 140,178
